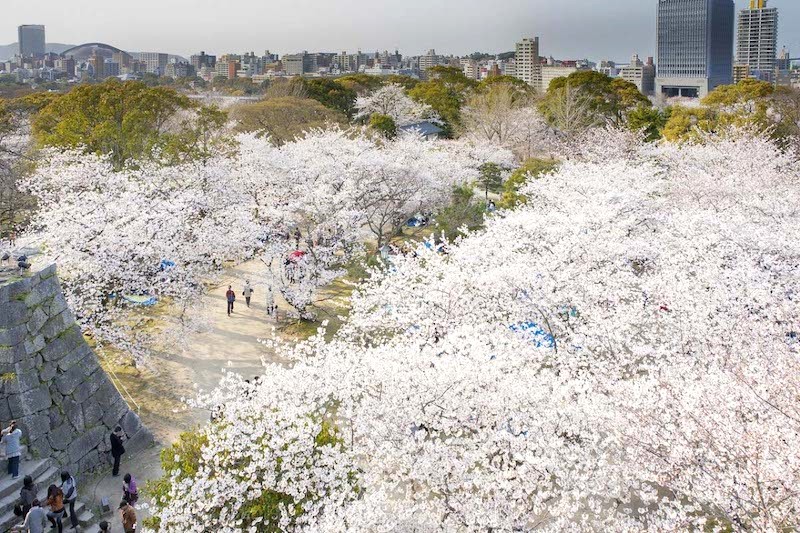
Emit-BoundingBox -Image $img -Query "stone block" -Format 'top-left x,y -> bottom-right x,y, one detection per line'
0,397 -> 10,421
102,397 -> 129,429
38,264 -> 57,281
40,309 -> 76,342
120,410 -> 143,437
0,283 -> 9,305
74,370 -> 107,403
77,448 -> 101,474
39,362 -> 57,383
8,384 -> 52,417
29,438 -> 52,460
24,276 -> 60,308
67,425 -> 105,464
0,325 -> 27,347
15,368 -> 41,394
82,400 -> 104,427
27,307 -> 48,336
24,334 -> 46,356
48,407 -> 64,429
55,364 -> 86,396
21,413 -> 50,442
48,423 -> 75,452
57,344 -> 92,373
41,325 -> 84,362
0,344 -> 26,365
7,279 -> 31,301
47,293 -> 68,318
62,397 -> 85,432
0,301 -> 29,329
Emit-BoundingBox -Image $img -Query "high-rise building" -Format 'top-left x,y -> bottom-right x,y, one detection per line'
418,49 -> 444,74
515,37 -> 542,90
137,52 -> 169,75
736,0 -> 778,82
656,0 -> 735,98
620,54 -> 656,95
18,25 -> 46,58
191,51 -> 216,70
776,46 -> 790,71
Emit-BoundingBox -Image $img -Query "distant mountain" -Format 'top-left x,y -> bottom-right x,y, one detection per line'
0,42 -> 76,61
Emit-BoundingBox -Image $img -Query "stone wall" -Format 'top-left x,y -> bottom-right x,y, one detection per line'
0,264 -> 152,477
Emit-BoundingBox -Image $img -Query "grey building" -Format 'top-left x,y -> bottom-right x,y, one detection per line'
18,25 -> 46,58
736,0 -> 778,82
283,52 -> 316,76
656,0 -> 735,98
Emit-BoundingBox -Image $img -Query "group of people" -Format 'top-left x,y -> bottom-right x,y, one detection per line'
225,280 -> 277,318
5,422 -> 140,533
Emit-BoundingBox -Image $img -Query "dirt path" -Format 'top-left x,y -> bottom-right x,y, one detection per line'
89,259 -> 286,522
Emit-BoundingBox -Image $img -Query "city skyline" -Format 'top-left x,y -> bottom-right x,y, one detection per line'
2,0 -> 799,62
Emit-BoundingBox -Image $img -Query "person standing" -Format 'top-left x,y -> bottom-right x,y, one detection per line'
110,426 -> 126,477
98,521 -> 110,533
122,474 -> 138,507
226,285 -> 236,316
45,484 -> 65,533
119,500 -> 137,533
19,476 -> 38,518
60,471 -> 77,529
242,281 -> 253,308
12,499 -> 47,533
2,420 -> 22,479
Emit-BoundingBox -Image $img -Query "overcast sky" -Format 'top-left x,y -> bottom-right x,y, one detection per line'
4,0 -> 799,61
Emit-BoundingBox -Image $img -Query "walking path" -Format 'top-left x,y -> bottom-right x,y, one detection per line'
87,258 -> 287,526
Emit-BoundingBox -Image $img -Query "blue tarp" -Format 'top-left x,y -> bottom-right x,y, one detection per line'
509,321 -> 555,348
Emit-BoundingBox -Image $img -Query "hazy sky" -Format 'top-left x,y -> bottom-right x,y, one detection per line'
4,0 -> 800,61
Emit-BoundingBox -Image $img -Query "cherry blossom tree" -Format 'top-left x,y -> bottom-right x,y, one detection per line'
355,84 -> 440,127
149,128 -> 800,531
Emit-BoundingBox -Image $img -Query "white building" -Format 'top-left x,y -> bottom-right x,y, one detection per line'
736,0 -> 779,82
515,37 -> 542,89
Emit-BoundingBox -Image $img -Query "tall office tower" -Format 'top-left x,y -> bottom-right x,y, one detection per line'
515,37 -> 541,90
736,0 -> 778,82
776,46 -> 790,71
18,25 -> 46,58
138,52 -> 169,75
656,0 -> 735,98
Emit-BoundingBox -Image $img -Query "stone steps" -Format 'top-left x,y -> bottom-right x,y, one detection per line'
0,460 -> 97,532
0,457 -> 50,501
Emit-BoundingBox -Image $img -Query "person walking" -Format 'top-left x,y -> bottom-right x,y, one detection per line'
242,281 -> 254,308
2,420 -> 22,479
98,521 -> 110,532
119,500 -> 137,533
122,474 -> 138,507
60,471 -> 78,529
110,426 -> 126,477
265,286 -> 276,318
19,475 -> 37,518
12,499 -> 47,533
45,484 -> 65,533
226,285 -> 236,316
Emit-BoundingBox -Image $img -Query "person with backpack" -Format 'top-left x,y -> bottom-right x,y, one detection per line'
242,281 -> 254,308
45,484 -> 65,533
60,471 -> 78,529
110,426 -> 126,477
226,285 -> 236,316
2,420 -> 22,479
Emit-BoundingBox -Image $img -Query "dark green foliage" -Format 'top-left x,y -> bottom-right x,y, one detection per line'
500,158 -> 558,209
369,114 -> 397,139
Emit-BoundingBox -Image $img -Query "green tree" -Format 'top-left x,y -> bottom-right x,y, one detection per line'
499,158 -> 558,209
434,185 -> 487,241
335,74 -> 384,95
543,71 -> 649,126
477,75 -> 536,97
31,80 -> 217,169
661,106 -> 719,142
384,75 -> 420,91
369,113 -> 397,139
299,78 -> 358,117
478,162 -> 504,199
627,106 -> 671,142
702,78 -> 775,107
231,96 -> 347,145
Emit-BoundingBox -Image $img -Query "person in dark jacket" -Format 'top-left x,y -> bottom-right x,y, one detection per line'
110,426 -> 126,477
18,475 -> 37,518
226,285 -> 236,316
